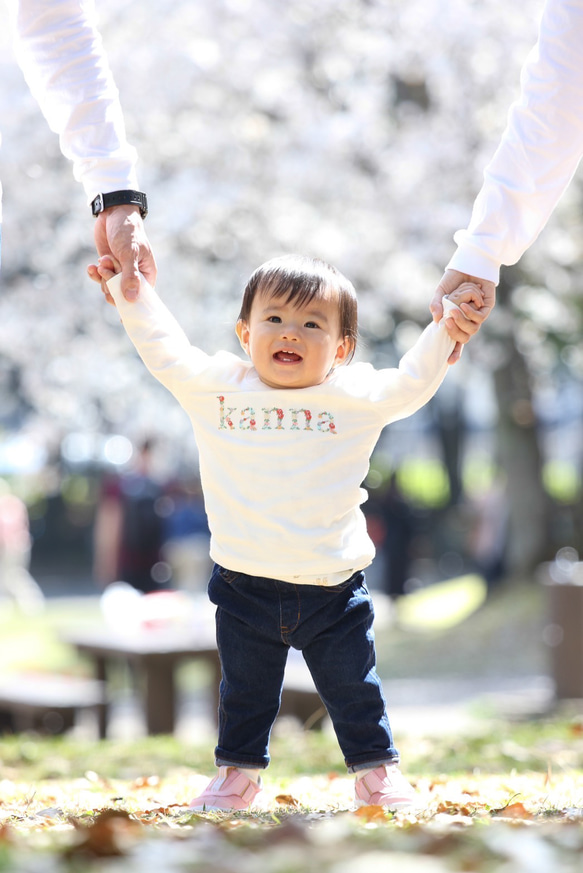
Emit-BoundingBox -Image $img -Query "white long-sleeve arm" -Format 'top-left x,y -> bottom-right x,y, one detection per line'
10,0 -> 139,202
371,298 -> 458,424
448,0 -> 583,284
106,274 -> 211,404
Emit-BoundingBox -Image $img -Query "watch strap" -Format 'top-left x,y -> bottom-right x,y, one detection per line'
91,190 -> 148,219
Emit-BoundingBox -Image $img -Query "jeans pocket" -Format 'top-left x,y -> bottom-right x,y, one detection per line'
216,565 -> 242,585
322,570 -> 366,596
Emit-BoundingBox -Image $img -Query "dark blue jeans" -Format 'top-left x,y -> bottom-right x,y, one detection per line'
208,564 -> 399,773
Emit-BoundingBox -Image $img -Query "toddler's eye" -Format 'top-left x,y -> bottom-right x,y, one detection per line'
267,316 -> 282,323
304,321 -> 319,329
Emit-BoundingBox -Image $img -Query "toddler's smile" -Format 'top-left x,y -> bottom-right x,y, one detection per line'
236,290 -> 351,389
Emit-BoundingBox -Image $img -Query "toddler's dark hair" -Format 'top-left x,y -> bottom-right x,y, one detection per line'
238,254 -> 358,362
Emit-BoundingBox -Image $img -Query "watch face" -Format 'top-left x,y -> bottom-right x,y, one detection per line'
92,194 -> 104,215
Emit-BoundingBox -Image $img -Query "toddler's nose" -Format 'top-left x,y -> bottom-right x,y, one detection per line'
281,322 -> 300,340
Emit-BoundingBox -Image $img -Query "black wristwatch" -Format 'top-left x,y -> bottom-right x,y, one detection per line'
91,190 -> 148,219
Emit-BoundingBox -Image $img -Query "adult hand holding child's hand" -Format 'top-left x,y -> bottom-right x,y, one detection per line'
431,269 -> 496,364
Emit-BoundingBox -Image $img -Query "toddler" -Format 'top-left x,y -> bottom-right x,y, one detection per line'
92,253 -> 482,811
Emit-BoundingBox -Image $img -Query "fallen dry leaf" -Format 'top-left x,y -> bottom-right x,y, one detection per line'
274,794 -> 300,808
66,809 -> 140,858
133,804 -> 183,823
354,804 -> 388,822
434,800 -> 476,816
493,802 -> 533,820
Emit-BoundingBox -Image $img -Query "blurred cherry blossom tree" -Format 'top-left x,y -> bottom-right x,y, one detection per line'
1,0 -> 582,574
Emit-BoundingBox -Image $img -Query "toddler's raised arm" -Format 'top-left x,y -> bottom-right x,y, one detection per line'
90,256 -> 214,410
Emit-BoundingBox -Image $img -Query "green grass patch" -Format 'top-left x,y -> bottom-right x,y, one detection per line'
0,714 -> 582,783
395,574 -> 487,631
397,458 -> 450,508
0,599 -> 102,677
374,581 -> 548,679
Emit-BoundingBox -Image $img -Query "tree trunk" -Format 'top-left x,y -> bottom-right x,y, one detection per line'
491,305 -> 551,576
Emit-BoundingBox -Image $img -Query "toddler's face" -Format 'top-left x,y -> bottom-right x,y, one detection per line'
236,288 -> 351,389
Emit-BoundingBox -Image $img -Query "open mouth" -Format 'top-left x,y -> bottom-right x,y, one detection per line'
273,350 -> 302,363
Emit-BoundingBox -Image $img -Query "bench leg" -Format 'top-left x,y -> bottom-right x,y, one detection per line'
142,658 -> 176,735
94,657 -> 109,739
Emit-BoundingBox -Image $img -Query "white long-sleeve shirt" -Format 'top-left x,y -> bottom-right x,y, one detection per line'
107,274 -> 459,584
448,0 -> 583,284
7,0 -> 138,204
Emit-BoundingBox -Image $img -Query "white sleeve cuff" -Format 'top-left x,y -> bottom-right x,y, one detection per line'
447,237 -> 501,285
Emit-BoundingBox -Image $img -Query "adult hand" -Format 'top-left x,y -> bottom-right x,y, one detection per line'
93,204 -> 157,301
430,268 -> 496,364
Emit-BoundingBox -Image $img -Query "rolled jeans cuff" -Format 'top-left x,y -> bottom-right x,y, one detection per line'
348,755 -> 400,774
215,753 -> 269,770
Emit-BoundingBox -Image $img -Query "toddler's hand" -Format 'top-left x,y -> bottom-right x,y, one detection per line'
87,255 -> 122,306
446,281 -> 484,313
442,283 -> 484,360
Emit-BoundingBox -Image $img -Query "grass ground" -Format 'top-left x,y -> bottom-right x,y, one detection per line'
0,598 -> 102,677
0,718 -> 582,872
374,577 -> 548,680
0,580 -> 581,871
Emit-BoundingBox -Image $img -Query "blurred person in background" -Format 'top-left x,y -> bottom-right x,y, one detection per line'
161,476 -> 212,594
93,438 -> 169,594
0,481 -> 44,614
431,0 -> 583,361
364,472 -> 415,602
3,0 -> 155,297
376,472 -> 415,602
467,476 -> 509,589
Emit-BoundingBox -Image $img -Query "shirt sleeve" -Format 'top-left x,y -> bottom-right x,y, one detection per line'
106,273 -> 242,405
10,0 -> 139,202
355,298 -> 458,425
447,0 -> 583,283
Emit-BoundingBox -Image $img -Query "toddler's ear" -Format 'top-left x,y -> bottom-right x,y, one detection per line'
235,319 -> 250,355
334,335 -> 353,366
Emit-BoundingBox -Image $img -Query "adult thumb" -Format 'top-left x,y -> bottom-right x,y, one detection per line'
120,259 -> 140,301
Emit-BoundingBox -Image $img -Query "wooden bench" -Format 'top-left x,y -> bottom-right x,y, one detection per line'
0,674 -> 106,735
60,622 -> 330,734
61,626 -> 220,737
